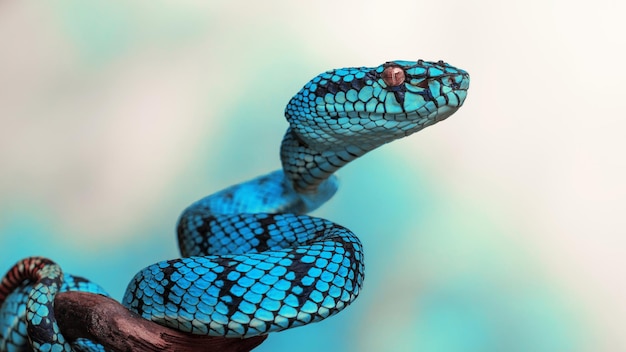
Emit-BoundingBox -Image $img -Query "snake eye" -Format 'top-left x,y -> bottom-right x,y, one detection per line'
381,66 -> 405,87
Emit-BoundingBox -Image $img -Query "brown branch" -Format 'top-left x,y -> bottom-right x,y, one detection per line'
54,291 -> 267,352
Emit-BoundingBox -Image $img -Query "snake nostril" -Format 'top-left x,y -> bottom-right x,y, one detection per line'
381,66 -> 405,87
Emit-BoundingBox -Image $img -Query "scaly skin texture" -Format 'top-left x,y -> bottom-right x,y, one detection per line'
0,257 -> 109,351
0,60 -> 469,349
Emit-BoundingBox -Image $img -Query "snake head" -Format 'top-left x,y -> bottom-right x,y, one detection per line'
284,60 -> 470,152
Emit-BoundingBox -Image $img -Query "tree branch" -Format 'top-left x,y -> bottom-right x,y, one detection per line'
54,291 -> 267,352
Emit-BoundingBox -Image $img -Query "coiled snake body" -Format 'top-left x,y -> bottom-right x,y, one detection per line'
0,60 -> 469,351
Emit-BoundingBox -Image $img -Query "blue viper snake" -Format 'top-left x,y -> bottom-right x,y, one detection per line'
0,59 -> 469,351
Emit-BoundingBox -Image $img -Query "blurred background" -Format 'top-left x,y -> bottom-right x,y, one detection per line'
1,1 -> 624,351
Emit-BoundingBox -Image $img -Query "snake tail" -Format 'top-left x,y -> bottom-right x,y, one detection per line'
0,257 -> 110,351
0,257 -> 72,352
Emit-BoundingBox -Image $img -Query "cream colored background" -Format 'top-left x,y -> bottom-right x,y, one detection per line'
1,1 -> 624,351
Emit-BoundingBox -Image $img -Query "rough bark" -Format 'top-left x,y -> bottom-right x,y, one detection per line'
54,291 -> 267,352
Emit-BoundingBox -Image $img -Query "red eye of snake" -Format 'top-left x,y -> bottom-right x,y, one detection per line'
381,66 -> 405,87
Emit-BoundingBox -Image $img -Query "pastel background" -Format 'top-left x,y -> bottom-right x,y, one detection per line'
1,1 -> 624,351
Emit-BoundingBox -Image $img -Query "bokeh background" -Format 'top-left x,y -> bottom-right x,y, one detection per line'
1,1 -> 624,351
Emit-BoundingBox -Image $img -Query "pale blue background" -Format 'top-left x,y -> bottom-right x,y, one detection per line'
1,1 -> 624,351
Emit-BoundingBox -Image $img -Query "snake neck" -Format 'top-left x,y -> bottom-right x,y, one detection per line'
280,128 -> 369,194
